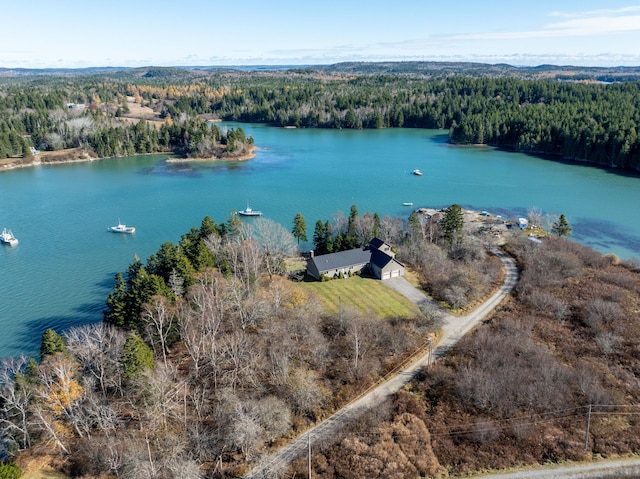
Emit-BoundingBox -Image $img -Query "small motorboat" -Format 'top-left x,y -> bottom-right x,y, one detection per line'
403,202 -> 414,206
1,228 -> 18,246
412,169 -> 423,176
110,221 -> 136,234
238,203 -> 263,216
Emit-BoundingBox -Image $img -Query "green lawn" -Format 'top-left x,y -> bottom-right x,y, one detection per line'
22,470 -> 69,479
300,276 -> 421,318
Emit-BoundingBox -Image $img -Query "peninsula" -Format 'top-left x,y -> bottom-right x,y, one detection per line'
0,94 -> 254,172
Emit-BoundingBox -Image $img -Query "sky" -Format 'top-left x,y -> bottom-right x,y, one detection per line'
2,1 -> 640,68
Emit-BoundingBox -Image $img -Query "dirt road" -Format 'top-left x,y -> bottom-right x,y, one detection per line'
466,456 -> 640,478
243,250 -> 518,478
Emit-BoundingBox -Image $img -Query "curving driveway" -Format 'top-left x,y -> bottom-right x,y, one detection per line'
243,250 -> 518,479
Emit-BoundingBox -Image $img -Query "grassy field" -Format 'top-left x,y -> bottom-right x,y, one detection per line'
300,276 -> 421,318
22,471 -> 68,479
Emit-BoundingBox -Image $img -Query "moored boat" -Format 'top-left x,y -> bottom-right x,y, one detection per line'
1,228 -> 18,246
109,221 -> 136,234
238,203 -> 263,216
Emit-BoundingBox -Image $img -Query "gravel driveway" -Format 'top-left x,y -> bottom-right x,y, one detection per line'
384,276 -> 433,306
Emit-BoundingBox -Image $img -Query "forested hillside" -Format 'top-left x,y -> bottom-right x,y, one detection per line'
1,62 -> 640,171
2,195 -> 640,478
0,76 -> 252,163
0,204 -> 507,478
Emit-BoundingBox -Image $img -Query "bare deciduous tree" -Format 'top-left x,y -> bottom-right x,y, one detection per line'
142,295 -> 176,364
252,218 -> 298,279
0,356 -> 33,450
64,323 -> 126,396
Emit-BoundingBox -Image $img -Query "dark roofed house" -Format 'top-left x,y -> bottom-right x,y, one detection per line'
368,237 -> 395,257
306,248 -> 371,281
306,238 -> 405,281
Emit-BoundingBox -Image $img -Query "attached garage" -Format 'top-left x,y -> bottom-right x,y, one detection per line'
370,249 -> 405,281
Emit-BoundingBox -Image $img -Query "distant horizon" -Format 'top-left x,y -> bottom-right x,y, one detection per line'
2,1 -> 640,69
2,59 -> 640,72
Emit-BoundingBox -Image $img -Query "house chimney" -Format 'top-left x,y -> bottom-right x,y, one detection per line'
310,250 -> 314,258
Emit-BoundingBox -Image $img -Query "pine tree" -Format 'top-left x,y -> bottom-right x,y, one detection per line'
373,213 -> 381,238
408,210 -> 422,238
104,272 -> 128,327
0,462 -> 22,479
40,328 -> 67,361
440,204 -> 464,245
552,214 -> 572,237
313,220 -> 326,254
121,331 -> 155,380
292,212 -> 308,244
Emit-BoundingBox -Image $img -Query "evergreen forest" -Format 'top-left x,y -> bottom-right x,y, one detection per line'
1,62 -> 640,171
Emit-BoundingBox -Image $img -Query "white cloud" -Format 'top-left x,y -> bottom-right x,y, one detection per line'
549,6 -> 640,18
446,6 -> 640,42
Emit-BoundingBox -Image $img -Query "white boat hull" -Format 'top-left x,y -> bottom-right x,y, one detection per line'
1,228 -> 18,246
110,224 -> 135,234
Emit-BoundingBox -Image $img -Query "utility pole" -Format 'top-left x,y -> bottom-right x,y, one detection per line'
308,431 -> 312,478
585,404 -> 592,451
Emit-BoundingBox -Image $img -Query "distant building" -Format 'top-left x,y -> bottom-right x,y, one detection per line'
66,103 -> 86,109
306,238 -> 405,281
518,218 -> 529,230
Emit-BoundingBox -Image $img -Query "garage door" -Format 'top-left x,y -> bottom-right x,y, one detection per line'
382,271 -> 391,280
391,269 -> 400,278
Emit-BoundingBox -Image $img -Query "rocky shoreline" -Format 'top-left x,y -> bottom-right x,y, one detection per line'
0,145 -> 257,172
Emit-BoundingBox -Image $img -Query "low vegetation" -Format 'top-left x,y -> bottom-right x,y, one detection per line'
306,236 -> 640,477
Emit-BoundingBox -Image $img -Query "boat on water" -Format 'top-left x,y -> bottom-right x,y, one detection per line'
403,202 -> 414,206
238,203 -> 263,217
1,228 -> 18,246
109,221 -> 136,234
412,169 -> 423,176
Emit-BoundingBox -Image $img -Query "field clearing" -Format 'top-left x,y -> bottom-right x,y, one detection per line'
22,471 -> 68,479
300,276 -> 421,318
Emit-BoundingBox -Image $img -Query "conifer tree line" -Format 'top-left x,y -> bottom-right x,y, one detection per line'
207,75 -> 640,170
1,70 -> 639,169
0,79 -> 252,160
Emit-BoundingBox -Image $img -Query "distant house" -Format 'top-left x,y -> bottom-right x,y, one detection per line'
306,238 -> 405,281
518,218 -> 529,230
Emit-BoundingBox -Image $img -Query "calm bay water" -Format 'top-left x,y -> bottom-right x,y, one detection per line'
2,124 -> 640,359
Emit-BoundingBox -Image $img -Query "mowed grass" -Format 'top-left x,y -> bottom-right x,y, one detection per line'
22,471 -> 69,479
300,276 -> 421,318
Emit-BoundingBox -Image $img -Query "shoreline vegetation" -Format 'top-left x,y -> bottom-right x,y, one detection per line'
4,204 -> 640,479
0,143 -> 257,172
2,62 -> 640,173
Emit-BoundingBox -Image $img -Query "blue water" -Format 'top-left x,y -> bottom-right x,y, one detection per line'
2,124 -> 640,359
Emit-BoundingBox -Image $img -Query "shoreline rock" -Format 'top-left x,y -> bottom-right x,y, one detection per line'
0,145 -> 257,172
